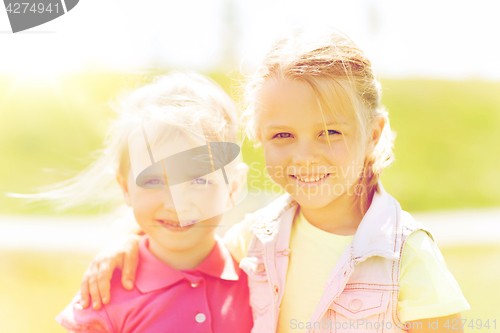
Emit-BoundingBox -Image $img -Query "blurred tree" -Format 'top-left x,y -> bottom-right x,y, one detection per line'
219,0 -> 240,70
366,0 -> 382,36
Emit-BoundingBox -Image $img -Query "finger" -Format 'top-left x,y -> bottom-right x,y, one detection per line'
80,271 -> 92,309
121,244 -> 139,290
88,265 -> 103,310
97,260 -> 115,305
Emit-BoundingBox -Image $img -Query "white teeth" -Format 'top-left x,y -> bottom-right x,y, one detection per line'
296,174 -> 328,182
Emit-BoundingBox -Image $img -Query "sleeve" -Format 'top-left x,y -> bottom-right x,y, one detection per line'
222,213 -> 257,263
55,292 -> 114,333
397,230 -> 470,323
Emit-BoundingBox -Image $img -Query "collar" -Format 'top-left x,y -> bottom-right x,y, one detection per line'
351,181 -> 402,262
135,235 -> 240,294
254,181 -> 402,262
251,193 -> 297,242
195,234 -> 240,281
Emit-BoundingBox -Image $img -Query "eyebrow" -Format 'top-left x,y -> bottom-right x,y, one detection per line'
265,120 -> 348,130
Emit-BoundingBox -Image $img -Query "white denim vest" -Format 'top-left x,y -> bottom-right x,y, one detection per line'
239,185 -> 433,333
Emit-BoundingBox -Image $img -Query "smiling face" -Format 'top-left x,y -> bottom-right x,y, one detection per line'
256,77 -> 376,213
118,130 -> 234,255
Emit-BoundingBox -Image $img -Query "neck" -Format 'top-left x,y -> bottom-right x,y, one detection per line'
148,233 -> 216,270
300,191 -> 373,235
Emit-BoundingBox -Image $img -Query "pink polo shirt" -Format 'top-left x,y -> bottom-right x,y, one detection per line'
56,236 -> 253,333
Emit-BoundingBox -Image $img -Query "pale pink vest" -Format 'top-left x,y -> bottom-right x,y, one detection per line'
239,185 -> 433,333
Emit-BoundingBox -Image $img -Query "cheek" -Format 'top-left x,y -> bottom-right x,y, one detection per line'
199,214 -> 224,231
323,139 -> 360,162
322,143 -> 349,164
129,189 -> 161,212
323,143 -> 365,180
190,185 -> 229,213
263,144 -> 290,178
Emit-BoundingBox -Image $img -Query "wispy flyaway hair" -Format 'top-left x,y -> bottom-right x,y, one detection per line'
11,72 -> 240,212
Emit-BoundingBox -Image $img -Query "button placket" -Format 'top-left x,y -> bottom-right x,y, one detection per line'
195,313 -> 206,323
186,275 -> 203,289
185,275 -> 209,326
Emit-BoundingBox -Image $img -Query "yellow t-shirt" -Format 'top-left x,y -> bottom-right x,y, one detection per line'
223,209 -> 470,331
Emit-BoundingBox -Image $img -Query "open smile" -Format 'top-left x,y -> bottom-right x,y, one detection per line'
290,173 -> 331,184
156,219 -> 195,232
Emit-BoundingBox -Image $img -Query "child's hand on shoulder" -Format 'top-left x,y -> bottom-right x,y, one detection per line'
80,234 -> 142,310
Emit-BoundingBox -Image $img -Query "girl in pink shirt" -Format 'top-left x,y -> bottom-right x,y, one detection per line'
48,72 -> 253,332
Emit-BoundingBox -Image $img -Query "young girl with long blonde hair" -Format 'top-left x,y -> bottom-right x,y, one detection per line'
78,28 -> 469,332
40,72 -> 253,332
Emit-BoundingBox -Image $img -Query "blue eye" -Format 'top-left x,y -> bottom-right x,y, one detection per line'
191,178 -> 212,185
273,133 -> 292,139
145,179 -> 164,185
320,130 -> 340,136
139,177 -> 166,189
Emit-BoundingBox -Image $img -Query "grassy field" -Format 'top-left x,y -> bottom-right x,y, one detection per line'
379,79 -> 500,211
1,74 -> 498,332
1,73 -> 500,215
0,245 -> 497,333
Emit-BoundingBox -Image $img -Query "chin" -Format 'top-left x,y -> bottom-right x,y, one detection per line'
293,194 -> 336,210
162,238 -> 201,252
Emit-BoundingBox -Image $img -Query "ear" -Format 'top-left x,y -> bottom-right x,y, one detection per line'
116,171 -> 132,207
256,131 -> 262,143
253,130 -> 263,148
225,163 -> 249,209
366,117 -> 385,155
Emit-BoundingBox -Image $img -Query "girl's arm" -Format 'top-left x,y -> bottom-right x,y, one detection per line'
79,213 -> 256,310
398,230 -> 469,325
80,233 -> 142,310
408,313 -> 463,333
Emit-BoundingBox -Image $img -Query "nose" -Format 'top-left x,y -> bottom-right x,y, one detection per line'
160,186 -> 178,214
292,139 -> 320,166
162,184 -> 192,215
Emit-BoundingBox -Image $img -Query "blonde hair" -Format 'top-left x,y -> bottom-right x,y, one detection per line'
16,72 -> 240,212
242,27 -> 395,212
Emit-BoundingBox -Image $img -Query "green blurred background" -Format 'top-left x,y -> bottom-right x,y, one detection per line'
2,0 -> 500,330
1,73 -> 499,332
2,73 -> 500,214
